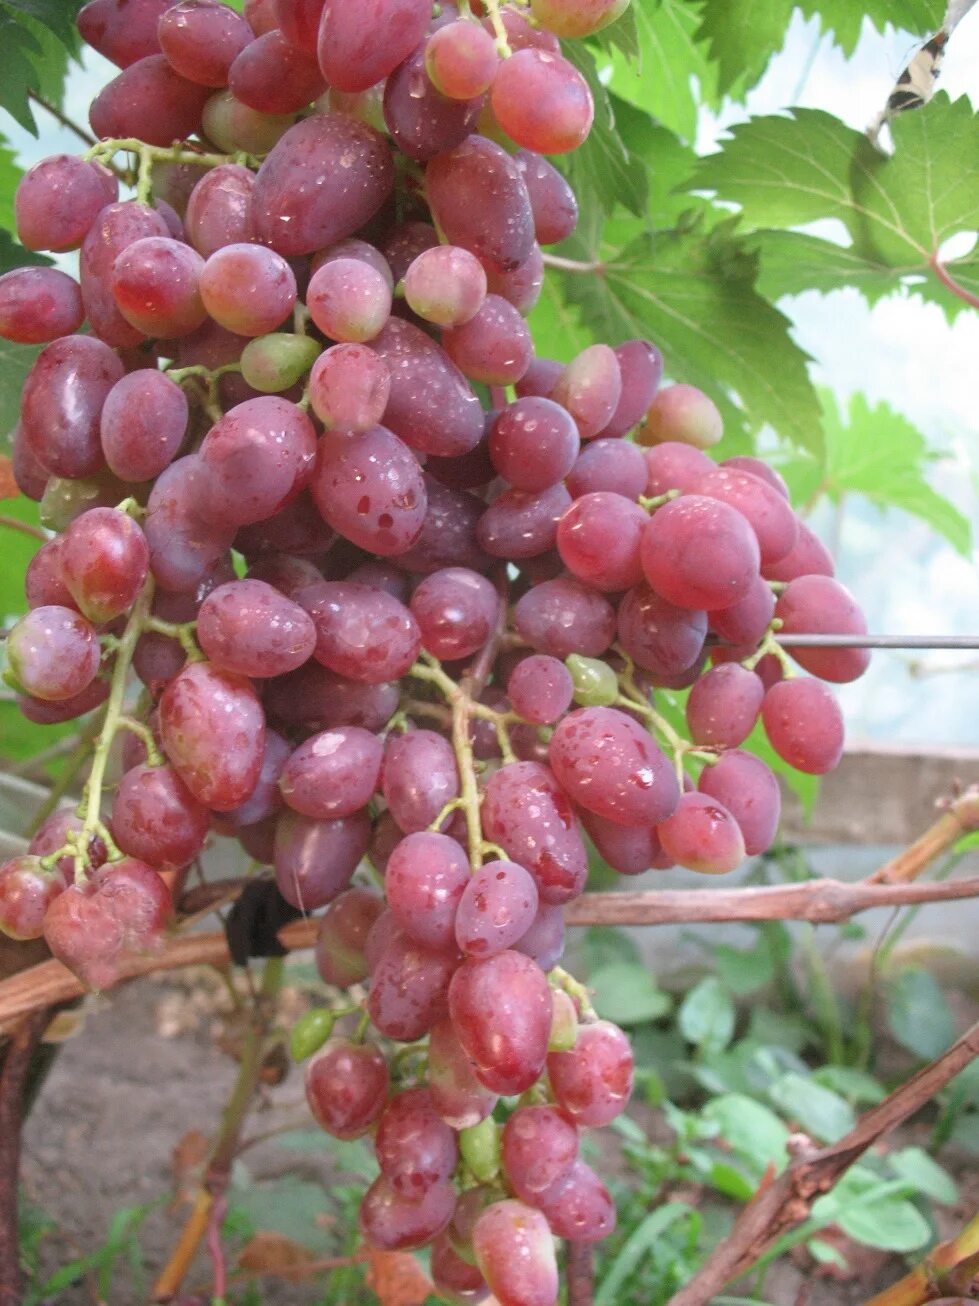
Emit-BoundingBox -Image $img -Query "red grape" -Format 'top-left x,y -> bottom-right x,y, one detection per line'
548,1019 -> 633,1125
382,730 -> 460,833
374,1087 -> 459,1198
775,575 -> 870,683
314,887 -> 384,987
449,949 -> 552,1094
111,764 -> 209,871
507,655 -> 574,725
427,1017 -> 499,1129
514,577 -> 615,659
359,1175 -> 456,1251
473,1201 -> 558,1306
305,1037 -> 388,1138
657,791 -> 746,873
0,856 -> 66,941
197,578 -> 315,677
557,490 -> 646,591
409,567 -> 500,661
762,677 -> 845,774
6,606 -> 101,703
311,426 -> 427,557
640,495 -> 761,611
697,749 -> 780,855
316,0 -> 432,93
482,760 -> 588,904
616,581 -> 708,679
491,48 -> 594,154
158,0 -> 253,86
61,508 -> 149,623
0,267 -> 84,344
455,859 -> 539,958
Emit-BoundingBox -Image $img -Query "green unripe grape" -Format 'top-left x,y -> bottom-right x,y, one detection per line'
459,1116 -> 501,1183
241,333 -> 321,393
289,1008 -> 336,1061
548,988 -> 578,1052
638,383 -> 723,450
40,472 -> 134,532
202,90 -> 295,155
530,0 -> 631,38
566,654 -> 618,707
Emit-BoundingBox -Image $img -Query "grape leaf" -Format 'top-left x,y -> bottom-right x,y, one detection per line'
0,0 -> 84,47
0,7 -> 79,134
591,3 -> 640,62
797,0 -> 944,56
561,41 -> 649,218
749,230 -> 903,304
692,95 -> 979,267
0,337 -> 40,450
781,391 -> 972,555
693,0 -> 795,98
606,0 -> 720,143
556,220 -> 823,453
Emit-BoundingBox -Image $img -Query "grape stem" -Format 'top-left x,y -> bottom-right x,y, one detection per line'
84,139 -> 261,204
481,0 -> 513,54
742,619 -> 795,678
0,514 -> 48,543
550,966 -> 597,1021
613,649 -> 718,778
144,614 -> 204,662
929,250 -> 979,310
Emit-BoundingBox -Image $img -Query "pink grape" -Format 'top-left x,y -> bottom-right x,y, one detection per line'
643,440 -> 713,496
0,268 -> 84,344
427,1018 -> 499,1129
252,114 -> 394,257
42,858 -> 171,991
537,1159 -> 616,1243
698,749 -> 781,855
616,582 -> 708,679
219,729 -> 291,829
383,43 -> 484,161
443,293 -> 533,385
275,0 -> 325,52
6,607 -> 101,703
159,662 -> 266,810
476,482 -> 572,560
473,1201 -> 558,1306
502,1105 -> 578,1201
762,677 -> 845,774
639,383 -> 722,448
431,1234 -> 486,1297
426,135 -> 535,274
409,567 -> 500,661
80,201 -> 170,347
368,932 -> 458,1041
306,256 -> 392,343
110,764 -> 209,872
0,856 -> 66,941
530,0 -> 629,37
374,1087 -> 460,1199
552,344 -> 622,439
709,575 -> 776,647
556,491 -> 646,591
90,55 -> 211,147
184,164 -> 255,256
404,245 -> 487,328
686,663 -> 765,748
61,508 -> 149,624
100,370 -> 188,483
516,355 -> 563,399
199,243 -> 297,336
380,220 -> 439,281
507,655 -> 574,726
548,1019 -> 633,1126
370,317 -> 484,458
640,495 -> 761,611
279,726 -> 382,819
263,662 -> 399,734
314,887 -> 384,987
455,859 -> 539,958
311,426 -> 427,556
144,456 -> 235,595
308,343 -> 391,432
481,761 -> 588,904
359,1176 -> 456,1252
696,465 -> 799,565
599,339 -> 664,438
298,580 -> 421,683
228,29 -> 325,114
581,810 -> 673,875
449,950 -> 553,1094
382,730 -> 460,833
21,334 -> 123,479
514,577 -> 615,659
724,455 -> 790,498
25,538 -> 74,611
567,437 -> 648,500
657,792 -> 746,873
489,396 -> 579,492
196,396 -> 316,527
273,809 -> 371,909
384,832 -> 470,951
764,519 -> 835,582
158,0 -> 253,86
549,707 -> 680,828
491,48 -> 594,153
196,578 -> 315,677
775,575 -> 870,683
485,242 -> 545,313
514,149 -> 578,245
396,476 -> 490,575
425,20 -> 499,99
305,1038 -> 388,1138
78,0 -> 173,67
15,153 -> 117,252
316,0 -> 432,92
514,900 -> 566,971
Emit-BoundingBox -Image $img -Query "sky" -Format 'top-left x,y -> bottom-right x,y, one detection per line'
3,9 -> 978,747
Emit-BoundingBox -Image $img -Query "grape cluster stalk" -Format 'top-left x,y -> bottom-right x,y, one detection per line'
0,0 -> 870,1301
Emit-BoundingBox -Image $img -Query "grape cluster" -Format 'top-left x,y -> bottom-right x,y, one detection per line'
0,0 -> 868,1301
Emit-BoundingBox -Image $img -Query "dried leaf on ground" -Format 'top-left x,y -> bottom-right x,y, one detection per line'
366,1248 -> 434,1306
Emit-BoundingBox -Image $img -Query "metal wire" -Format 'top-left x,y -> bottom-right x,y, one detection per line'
774,634 -> 979,650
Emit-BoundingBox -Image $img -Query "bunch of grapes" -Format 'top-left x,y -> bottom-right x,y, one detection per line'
0,0 -> 869,1301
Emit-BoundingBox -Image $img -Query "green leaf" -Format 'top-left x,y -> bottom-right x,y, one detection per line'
606,0 -> 719,143
811,391 -> 972,555
886,967 -> 956,1060
769,1072 -> 856,1142
836,1195 -> 931,1252
712,941 -> 774,995
750,230 -> 900,304
692,0 -> 794,97
796,0 -> 944,57
0,14 -> 44,131
887,1147 -> 958,1204
812,1065 -> 886,1106
0,0 -> 84,45
0,337 -> 40,450
594,1203 -> 693,1306
702,1093 -> 789,1172
561,42 -> 648,219
558,222 -> 823,453
581,924 -> 641,973
678,976 -> 736,1052
228,1179 -> 337,1254
693,95 -> 979,272
590,961 -> 673,1026
0,6 -> 78,135
591,4 -> 639,62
